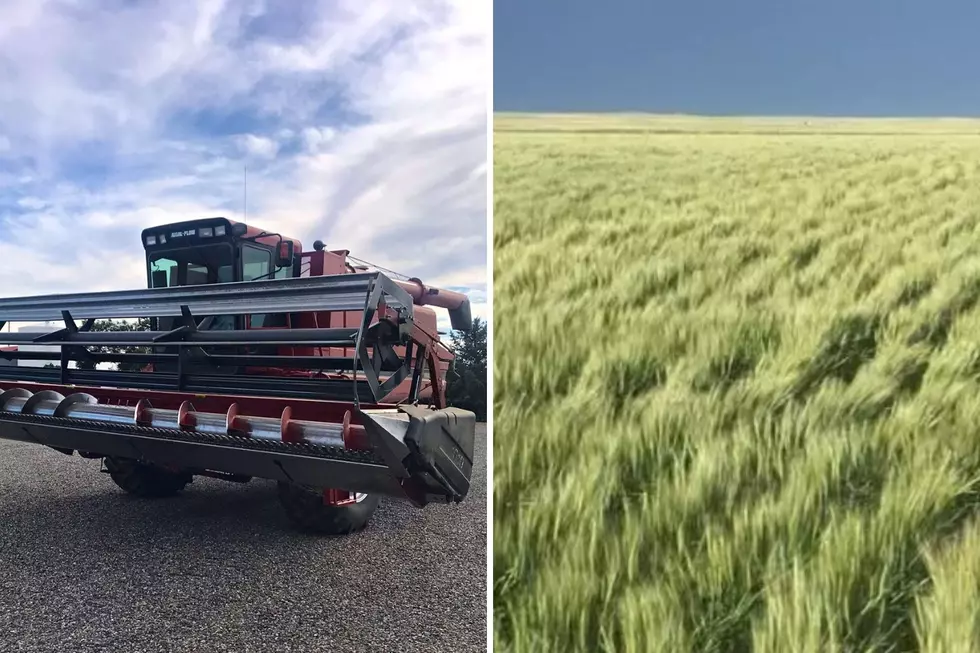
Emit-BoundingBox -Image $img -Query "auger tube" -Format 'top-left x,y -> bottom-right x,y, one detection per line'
0,388 -> 350,448
395,278 -> 473,331
0,385 -> 476,506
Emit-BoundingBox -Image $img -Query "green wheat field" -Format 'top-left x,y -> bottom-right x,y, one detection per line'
493,113 -> 980,652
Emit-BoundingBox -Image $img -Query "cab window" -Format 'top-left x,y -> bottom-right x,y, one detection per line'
242,245 -> 272,281
148,245 -> 234,287
242,245 -> 285,328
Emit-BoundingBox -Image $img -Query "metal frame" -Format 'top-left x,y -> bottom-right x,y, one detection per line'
0,271 -> 428,406
353,272 -> 416,406
0,272 -> 386,322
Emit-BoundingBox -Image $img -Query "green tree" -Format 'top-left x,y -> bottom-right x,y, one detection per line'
445,317 -> 487,421
76,318 -> 152,371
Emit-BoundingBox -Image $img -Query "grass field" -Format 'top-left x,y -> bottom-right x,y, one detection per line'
493,113 -> 980,652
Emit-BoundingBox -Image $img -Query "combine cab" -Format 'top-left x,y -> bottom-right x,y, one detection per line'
0,218 -> 477,534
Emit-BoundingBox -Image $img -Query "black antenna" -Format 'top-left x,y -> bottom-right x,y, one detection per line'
243,164 -> 247,223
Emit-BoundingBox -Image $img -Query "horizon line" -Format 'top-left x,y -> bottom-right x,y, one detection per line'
493,110 -> 980,121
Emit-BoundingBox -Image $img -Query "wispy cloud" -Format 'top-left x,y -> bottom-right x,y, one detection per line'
0,0 -> 488,328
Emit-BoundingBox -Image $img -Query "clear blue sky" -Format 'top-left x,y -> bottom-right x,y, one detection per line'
494,0 -> 980,116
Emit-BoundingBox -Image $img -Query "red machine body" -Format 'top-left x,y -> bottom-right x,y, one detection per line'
253,245 -> 452,406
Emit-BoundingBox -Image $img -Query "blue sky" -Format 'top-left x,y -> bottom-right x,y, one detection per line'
0,0 -> 487,327
494,0 -> 980,116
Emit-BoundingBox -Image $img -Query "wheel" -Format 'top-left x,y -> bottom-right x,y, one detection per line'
277,482 -> 380,535
104,457 -> 192,498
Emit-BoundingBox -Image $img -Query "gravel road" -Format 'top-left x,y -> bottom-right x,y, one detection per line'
0,424 -> 487,653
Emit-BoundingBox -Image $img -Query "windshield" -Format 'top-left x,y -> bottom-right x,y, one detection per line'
145,243 -> 283,331
147,244 -> 236,330
149,244 -> 235,288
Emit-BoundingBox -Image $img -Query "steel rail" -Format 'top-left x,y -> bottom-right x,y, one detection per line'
0,271 -> 412,323
0,327 -> 362,347
0,350 -> 388,372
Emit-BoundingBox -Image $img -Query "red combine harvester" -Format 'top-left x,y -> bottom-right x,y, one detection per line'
0,217 -> 477,534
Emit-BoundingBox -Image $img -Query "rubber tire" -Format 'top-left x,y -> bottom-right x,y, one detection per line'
104,458 -> 192,498
277,482 -> 380,535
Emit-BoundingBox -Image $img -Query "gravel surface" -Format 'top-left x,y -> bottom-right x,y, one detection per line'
0,425 -> 487,653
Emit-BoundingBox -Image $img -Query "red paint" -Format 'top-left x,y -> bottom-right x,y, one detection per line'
341,411 -> 369,450
248,248 -> 458,407
232,219 -> 304,254
395,278 -> 469,311
322,488 -> 357,506
177,401 -> 194,429
279,405 -> 296,443
134,398 -> 151,425
225,402 -> 240,433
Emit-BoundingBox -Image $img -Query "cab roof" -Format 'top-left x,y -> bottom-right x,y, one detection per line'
140,217 -> 303,252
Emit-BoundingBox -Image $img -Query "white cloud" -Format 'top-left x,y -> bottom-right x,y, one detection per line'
237,133 -> 280,159
16,196 -> 45,210
0,0 -> 489,334
301,126 -> 336,153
